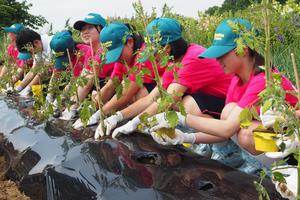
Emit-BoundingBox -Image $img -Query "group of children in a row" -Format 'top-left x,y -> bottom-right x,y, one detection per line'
1,12 -> 300,199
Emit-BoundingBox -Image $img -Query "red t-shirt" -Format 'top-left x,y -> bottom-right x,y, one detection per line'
110,44 -> 165,83
225,69 -> 298,111
83,47 -> 115,79
162,44 -> 232,98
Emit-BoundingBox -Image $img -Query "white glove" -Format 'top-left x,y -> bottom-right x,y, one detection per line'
5,83 -> 13,91
94,111 -> 124,139
19,85 -> 31,97
14,85 -> 23,92
52,99 -> 59,110
272,166 -> 297,200
151,129 -> 196,145
46,94 -> 54,104
109,116 -> 141,139
72,110 -> 101,130
59,108 -> 77,120
260,108 -> 283,128
265,135 -> 299,159
149,112 -> 186,132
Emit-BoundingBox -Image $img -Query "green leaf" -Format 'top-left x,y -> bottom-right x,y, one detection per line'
250,107 -> 260,121
272,171 -> 287,184
262,100 -> 272,114
135,74 -> 144,88
176,101 -> 187,116
235,37 -> 246,56
166,110 -> 178,128
239,108 -> 252,128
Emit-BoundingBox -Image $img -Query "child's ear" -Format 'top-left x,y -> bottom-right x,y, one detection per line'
165,44 -> 172,55
126,37 -> 134,49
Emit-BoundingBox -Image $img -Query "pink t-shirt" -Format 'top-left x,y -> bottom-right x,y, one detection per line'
83,47 -> 115,79
162,44 -> 232,98
7,44 -> 27,68
111,43 -> 165,83
226,69 -> 298,110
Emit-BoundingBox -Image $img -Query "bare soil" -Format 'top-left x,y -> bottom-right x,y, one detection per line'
0,156 -> 31,200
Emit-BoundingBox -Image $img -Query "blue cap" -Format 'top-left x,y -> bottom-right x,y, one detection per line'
73,13 -> 106,30
146,18 -> 182,45
2,23 -> 25,34
100,23 -> 131,64
199,18 -> 253,58
50,31 -> 75,70
17,52 -> 32,60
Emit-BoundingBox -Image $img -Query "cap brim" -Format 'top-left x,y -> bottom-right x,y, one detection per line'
54,55 -> 69,70
199,45 -> 236,59
105,45 -> 124,64
2,27 -> 16,33
17,52 -> 32,60
73,21 -> 87,30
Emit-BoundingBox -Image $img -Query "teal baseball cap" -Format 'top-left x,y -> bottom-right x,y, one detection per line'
74,13 -> 106,30
146,18 -> 182,46
199,18 -> 253,58
100,23 -> 131,64
17,52 -> 32,60
2,23 -> 25,34
50,31 -> 75,70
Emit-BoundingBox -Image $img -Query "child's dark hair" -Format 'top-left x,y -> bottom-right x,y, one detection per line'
94,25 -> 103,33
124,23 -> 144,52
249,48 -> 268,74
16,28 -> 41,52
168,38 -> 188,60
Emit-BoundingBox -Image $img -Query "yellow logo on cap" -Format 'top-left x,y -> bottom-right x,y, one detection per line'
214,33 -> 224,41
86,15 -> 95,19
53,51 -> 65,57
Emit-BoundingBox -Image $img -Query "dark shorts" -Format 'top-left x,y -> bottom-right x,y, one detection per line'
143,83 -> 156,93
189,93 -> 225,119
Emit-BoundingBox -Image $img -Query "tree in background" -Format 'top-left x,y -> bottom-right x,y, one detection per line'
206,0 -> 300,15
0,0 -> 47,29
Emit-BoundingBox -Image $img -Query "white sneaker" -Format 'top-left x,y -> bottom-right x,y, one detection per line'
19,86 -> 32,97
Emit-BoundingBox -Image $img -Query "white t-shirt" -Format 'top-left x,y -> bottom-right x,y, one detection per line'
33,34 -> 53,66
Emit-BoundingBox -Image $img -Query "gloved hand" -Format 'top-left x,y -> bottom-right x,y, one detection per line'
94,111 -> 124,139
108,116 -> 140,139
272,165 -> 297,200
19,85 -> 31,97
5,83 -> 13,92
151,128 -> 196,145
72,110 -> 101,130
149,112 -> 186,132
265,135 -> 299,159
46,94 -> 54,104
59,108 -> 77,120
260,108 -> 283,128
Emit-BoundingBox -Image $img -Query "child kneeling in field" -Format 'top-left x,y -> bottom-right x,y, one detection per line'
15,28 -> 53,96
46,30 -> 88,105
0,23 -> 29,83
59,13 -> 115,120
